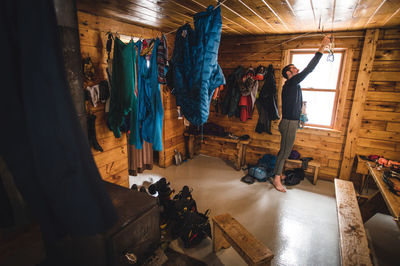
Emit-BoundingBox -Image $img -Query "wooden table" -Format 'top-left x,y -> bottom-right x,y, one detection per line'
366,163 -> 400,222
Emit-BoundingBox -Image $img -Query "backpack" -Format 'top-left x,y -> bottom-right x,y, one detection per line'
248,166 -> 268,182
284,168 -> 305,186
170,186 -> 211,247
178,210 -> 212,248
247,154 -> 276,182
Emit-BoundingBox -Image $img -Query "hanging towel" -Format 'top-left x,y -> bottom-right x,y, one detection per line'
170,5 -> 225,126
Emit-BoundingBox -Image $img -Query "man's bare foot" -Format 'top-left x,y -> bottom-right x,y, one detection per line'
272,175 -> 286,192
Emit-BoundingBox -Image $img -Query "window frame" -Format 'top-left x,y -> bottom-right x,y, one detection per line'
288,48 -> 347,129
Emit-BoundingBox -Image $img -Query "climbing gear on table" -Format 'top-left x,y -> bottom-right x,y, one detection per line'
383,170 -> 400,196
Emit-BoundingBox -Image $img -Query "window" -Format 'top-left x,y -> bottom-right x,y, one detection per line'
290,50 -> 345,128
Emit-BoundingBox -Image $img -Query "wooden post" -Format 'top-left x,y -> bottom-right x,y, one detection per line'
333,49 -> 354,130
313,166 -> 319,185
236,143 -> 243,170
339,29 -> 379,180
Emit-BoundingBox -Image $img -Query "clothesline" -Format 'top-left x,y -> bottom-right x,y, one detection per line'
165,0 -> 228,36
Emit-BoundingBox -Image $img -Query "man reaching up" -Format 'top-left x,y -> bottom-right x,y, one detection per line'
272,34 -> 332,192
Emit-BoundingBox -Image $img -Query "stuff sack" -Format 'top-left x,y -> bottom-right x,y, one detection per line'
247,154 -> 276,182
284,168 -> 305,186
248,166 -> 268,182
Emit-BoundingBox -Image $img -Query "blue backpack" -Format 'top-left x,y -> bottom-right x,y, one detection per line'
248,166 -> 269,182
248,154 -> 277,182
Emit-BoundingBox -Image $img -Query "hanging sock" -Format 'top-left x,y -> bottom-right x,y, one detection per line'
87,114 -> 103,152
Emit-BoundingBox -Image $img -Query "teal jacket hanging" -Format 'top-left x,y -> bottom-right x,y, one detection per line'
129,38 -> 163,151
107,38 -> 136,138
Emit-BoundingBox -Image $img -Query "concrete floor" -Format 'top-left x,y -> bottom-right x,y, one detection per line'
130,155 -> 340,266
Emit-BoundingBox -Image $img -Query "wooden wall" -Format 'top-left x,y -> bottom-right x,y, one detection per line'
357,29 -> 400,161
77,11 -> 160,187
200,28 -> 400,181
76,10 -> 400,182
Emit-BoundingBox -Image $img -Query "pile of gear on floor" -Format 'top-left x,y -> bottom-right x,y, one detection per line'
361,155 -> 400,196
241,151 -> 313,186
131,178 -> 212,248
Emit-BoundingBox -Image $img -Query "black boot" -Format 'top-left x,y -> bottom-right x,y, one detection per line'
87,114 -> 103,152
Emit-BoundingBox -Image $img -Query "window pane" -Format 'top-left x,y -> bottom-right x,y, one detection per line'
292,53 -> 342,90
303,91 -> 335,126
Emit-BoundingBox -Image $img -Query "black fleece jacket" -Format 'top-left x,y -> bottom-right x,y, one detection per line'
282,52 -> 322,120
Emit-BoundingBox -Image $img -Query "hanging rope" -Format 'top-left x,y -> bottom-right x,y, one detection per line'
327,0 -> 336,62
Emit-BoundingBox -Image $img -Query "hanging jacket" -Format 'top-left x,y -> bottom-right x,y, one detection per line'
107,38 -> 136,138
220,66 -> 245,117
157,34 -> 168,84
170,5 -> 225,126
239,95 -> 253,122
129,42 -> 141,149
255,64 -> 280,134
132,39 -> 163,151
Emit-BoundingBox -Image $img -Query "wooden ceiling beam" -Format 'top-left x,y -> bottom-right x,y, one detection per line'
169,0 -> 240,35
383,7 -> 400,25
211,0 -> 267,33
236,0 -> 277,32
189,0 -> 252,34
260,0 -> 290,31
366,0 -> 387,26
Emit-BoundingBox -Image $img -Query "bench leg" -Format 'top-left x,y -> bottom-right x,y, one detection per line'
234,143 -> 243,171
313,167 -> 319,185
241,144 -> 247,168
213,223 -> 231,253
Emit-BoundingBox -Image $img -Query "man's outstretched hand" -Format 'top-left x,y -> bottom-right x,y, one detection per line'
318,34 -> 332,53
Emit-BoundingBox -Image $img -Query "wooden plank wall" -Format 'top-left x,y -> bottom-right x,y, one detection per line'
77,11 -> 160,187
203,28 -> 400,181
356,29 -> 400,161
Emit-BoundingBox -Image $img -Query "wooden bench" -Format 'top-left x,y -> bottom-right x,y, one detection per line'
212,213 -> 274,266
334,179 -> 372,266
285,159 -> 320,185
185,133 -> 250,170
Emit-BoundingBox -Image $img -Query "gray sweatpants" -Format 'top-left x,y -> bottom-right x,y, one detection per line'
273,119 -> 299,176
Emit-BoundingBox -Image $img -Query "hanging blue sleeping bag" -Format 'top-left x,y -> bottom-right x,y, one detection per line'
171,5 -> 225,126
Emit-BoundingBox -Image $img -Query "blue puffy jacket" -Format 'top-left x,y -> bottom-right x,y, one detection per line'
171,5 -> 225,126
